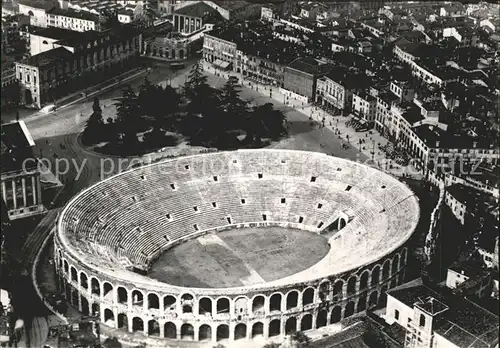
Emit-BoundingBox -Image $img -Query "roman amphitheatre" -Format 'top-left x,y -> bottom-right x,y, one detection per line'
54,149 -> 420,345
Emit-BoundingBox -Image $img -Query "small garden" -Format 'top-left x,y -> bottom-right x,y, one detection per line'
81,62 -> 288,156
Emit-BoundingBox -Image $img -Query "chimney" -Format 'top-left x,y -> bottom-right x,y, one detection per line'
435,140 -> 440,147
473,141 -> 477,148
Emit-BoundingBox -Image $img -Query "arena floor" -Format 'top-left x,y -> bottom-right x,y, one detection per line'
148,227 -> 330,288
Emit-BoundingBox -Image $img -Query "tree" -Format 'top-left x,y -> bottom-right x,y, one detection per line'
291,331 -> 311,347
263,343 -> 281,348
115,84 -> 140,135
219,75 -> 249,129
183,61 -> 215,116
245,103 -> 286,145
82,97 -> 104,145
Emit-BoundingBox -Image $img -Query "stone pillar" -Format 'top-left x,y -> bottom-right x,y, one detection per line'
21,177 -> 27,207
128,316 -> 133,333
1,181 -> 7,204
263,320 -> 269,338
143,318 -> 148,336
113,308 -> 119,329
311,311 -> 317,329
264,296 -> 270,315
176,326 -> 182,340
281,296 -> 286,312
211,325 -> 217,342
11,180 -> 17,209
229,322 -> 235,341
127,291 -> 132,311
212,300 -> 217,317
159,322 -> 165,338
31,176 -> 37,205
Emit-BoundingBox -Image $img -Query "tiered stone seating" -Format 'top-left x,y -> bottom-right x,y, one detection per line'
59,150 -> 417,272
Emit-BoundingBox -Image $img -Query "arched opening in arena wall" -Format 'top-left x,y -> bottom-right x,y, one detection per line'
330,306 -> 341,324
339,218 -> 346,230
357,295 -> 367,312
70,267 -> 78,282
103,282 -> 113,300
148,293 -> 160,309
104,308 -> 114,326
80,272 -> 88,289
90,278 -> 100,296
369,291 -> 378,308
217,298 -> 230,314
181,293 -> 194,313
164,295 -> 176,312
360,271 -> 369,290
286,291 -> 299,310
91,303 -> 99,317
316,310 -> 328,328
392,254 -> 399,275
344,301 -> 355,318
148,319 -> 160,336
71,290 -> 78,307
347,276 -> 357,295
318,281 -> 330,301
199,324 -> 211,341
333,280 -> 343,299
234,297 -> 247,317
199,297 -> 212,315
181,324 -> 194,340
252,322 -> 264,338
65,286 -> 71,303
270,293 -> 282,312
302,288 -> 314,306
80,296 -> 89,315
379,286 -> 388,307
118,313 -> 128,330
252,295 -> 265,313
216,324 -> 229,341
171,49 -> 175,59
301,314 -> 313,331
401,248 -> 407,264
164,322 -> 176,339
382,260 -> 391,280
132,317 -> 144,333
179,49 -> 185,60
117,287 -> 128,304
132,290 -> 143,306
234,323 -> 247,340
64,260 -> 69,273
398,269 -> 405,285
285,317 -> 297,334
58,257 -> 63,269
371,266 -> 380,286
269,319 -> 281,337
390,277 -> 398,288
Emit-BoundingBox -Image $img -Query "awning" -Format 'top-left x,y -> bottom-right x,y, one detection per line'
213,59 -> 230,70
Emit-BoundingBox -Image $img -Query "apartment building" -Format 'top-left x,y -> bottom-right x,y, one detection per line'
16,24 -> 142,108
46,8 -> 100,32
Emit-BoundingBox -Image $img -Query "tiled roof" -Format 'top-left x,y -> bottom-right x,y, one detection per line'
25,46 -> 73,67
388,282 -> 499,348
46,7 -> 99,21
30,26 -> 78,40
174,2 -> 217,18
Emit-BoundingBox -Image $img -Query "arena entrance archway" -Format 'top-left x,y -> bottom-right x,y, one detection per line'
118,313 -> 128,330
302,288 -> 314,306
234,323 -> 246,340
181,323 -> 194,340
317,310 -> 327,328
285,317 -> 297,334
252,322 -> 264,338
270,293 -> 282,312
199,297 -> 212,315
252,295 -> 265,313
199,324 -> 211,341
132,317 -> 143,333
148,320 -> 160,336
269,319 -> 280,337
164,322 -> 176,339
216,324 -> 229,341
301,314 -> 312,331
331,306 -> 341,324
344,301 -> 355,318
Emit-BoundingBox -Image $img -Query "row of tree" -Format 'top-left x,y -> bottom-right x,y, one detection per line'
82,61 -> 287,154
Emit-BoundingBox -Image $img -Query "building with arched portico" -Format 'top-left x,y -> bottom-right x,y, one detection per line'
54,150 -> 420,344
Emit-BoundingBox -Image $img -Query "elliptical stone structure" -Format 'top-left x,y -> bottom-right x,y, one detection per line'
54,150 -> 420,343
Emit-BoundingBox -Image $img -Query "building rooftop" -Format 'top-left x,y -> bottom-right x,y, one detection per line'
174,2 -> 218,19
1,121 -> 37,174
30,26 -> 78,40
46,7 -> 99,22
446,183 -> 497,211
388,282 -> 499,348
287,57 -> 322,75
24,46 -> 73,67
18,0 -> 58,10
402,107 -> 425,124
